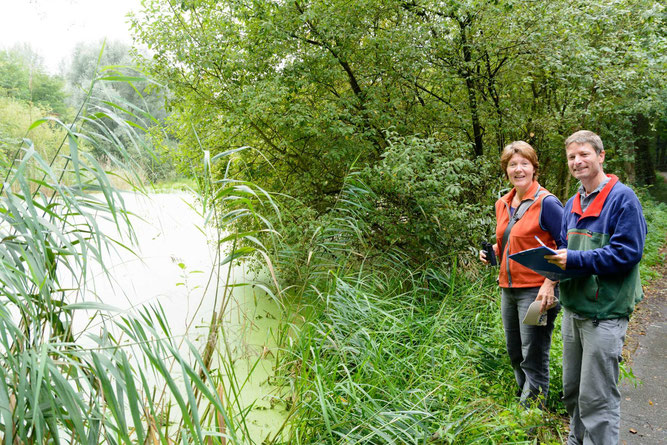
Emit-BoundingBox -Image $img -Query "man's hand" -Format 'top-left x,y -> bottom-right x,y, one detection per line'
545,248 -> 567,270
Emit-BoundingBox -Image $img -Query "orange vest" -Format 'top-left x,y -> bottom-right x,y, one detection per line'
495,181 -> 557,288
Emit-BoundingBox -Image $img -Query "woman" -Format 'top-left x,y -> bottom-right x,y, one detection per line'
480,141 -> 562,407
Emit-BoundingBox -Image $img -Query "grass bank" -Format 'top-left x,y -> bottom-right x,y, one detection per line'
274,263 -> 565,444
269,188 -> 666,444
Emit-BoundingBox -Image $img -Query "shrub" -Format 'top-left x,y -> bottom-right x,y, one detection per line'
361,134 -> 500,262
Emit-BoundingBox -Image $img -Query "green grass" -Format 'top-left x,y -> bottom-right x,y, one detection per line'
151,176 -> 197,193
638,188 -> 667,283
266,180 -> 666,445
274,264 -> 566,444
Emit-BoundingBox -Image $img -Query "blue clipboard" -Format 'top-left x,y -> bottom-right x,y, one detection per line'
508,237 -> 587,281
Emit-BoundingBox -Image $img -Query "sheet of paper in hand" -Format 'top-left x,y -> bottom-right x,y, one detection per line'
523,300 -> 547,326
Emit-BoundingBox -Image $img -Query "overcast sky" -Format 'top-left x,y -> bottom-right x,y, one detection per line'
0,0 -> 142,73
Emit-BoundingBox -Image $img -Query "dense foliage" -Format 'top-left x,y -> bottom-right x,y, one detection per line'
0,46 -> 67,116
0,42 -> 175,183
0,47 -> 69,171
1,1 -> 665,443
131,0 -> 666,265
64,40 -> 177,181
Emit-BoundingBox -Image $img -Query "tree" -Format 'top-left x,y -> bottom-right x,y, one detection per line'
130,0 -> 666,258
0,44 -> 67,116
62,40 -> 173,180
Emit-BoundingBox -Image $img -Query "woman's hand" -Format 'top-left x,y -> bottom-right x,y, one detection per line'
536,278 -> 558,312
479,243 -> 498,265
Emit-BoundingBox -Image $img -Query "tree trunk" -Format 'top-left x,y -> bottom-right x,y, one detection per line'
459,17 -> 483,157
465,77 -> 484,157
633,113 -> 656,186
656,119 -> 667,170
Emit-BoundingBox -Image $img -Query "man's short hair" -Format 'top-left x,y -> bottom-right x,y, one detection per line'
500,141 -> 539,179
565,130 -> 604,154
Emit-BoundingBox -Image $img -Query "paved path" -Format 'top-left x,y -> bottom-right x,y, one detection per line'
619,234 -> 667,444
619,296 -> 667,444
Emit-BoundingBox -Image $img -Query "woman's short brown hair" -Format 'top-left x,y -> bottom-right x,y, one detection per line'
500,141 -> 539,179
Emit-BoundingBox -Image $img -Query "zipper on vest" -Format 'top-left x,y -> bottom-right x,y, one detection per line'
502,191 -> 541,288
506,244 -> 512,287
504,198 -> 529,288
593,284 -> 600,326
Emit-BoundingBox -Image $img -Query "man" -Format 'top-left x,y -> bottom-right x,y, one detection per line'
545,130 -> 647,445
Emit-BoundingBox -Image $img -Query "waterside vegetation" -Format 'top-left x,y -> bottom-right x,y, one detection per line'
1,0 -> 667,443
0,61 -> 284,442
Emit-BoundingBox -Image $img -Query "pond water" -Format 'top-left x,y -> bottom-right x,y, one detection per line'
75,191 -> 288,442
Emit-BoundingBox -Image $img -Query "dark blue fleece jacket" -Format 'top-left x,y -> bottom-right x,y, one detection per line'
558,175 -> 647,319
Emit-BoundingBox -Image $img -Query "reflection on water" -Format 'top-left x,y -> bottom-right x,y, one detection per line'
75,191 -> 287,442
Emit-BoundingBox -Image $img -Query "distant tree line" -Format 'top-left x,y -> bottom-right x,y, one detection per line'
0,41 -> 173,181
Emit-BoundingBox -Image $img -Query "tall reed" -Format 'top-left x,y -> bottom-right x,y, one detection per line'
0,57 -> 282,444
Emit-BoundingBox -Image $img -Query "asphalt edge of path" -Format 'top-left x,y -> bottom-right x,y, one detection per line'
618,235 -> 667,444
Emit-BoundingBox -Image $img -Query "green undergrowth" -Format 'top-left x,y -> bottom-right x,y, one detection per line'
646,173 -> 667,204
271,187 -> 666,444
151,176 -> 197,193
638,189 -> 667,282
276,263 -> 566,444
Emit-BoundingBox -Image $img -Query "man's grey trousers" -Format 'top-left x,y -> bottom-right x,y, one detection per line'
562,308 -> 628,445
